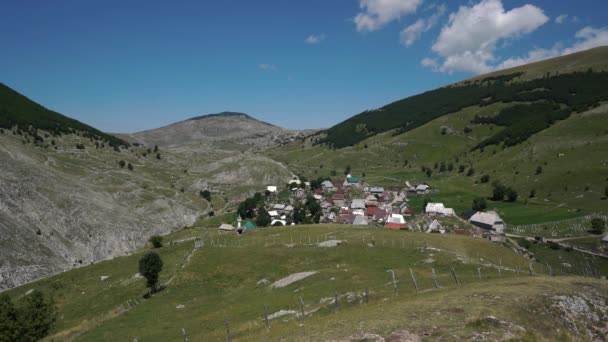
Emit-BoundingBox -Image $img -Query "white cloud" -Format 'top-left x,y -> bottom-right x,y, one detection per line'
425,0 -> 548,74
354,0 -> 423,32
401,19 -> 426,46
305,34 -> 325,44
555,14 -> 568,24
400,4 -> 446,46
258,64 -> 277,72
420,57 -> 439,70
480,26 -> 608,71
562,26 -> 608,55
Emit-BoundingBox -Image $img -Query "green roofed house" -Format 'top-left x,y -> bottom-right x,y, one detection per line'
243,221 -> 257,230
344,175 -> 360,187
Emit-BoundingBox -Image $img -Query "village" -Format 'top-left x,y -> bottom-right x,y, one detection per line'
218,174 -> 507,243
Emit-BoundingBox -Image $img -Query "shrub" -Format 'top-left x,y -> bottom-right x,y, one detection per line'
0,291 -> 56,341
200,190 -> 211,201
536,166 -> 543,175
529,189 -> 536,198
492,183 -> 506,201
127,163 -> 133,171
149,235 -> 163,248
505,188 -> 518,202
480,174 -> 490,183
118,160 -> 126,168
467,168 -> 475,176
138,252 -> 163,293
472,197 -> 487,211
590,218 -> 605,234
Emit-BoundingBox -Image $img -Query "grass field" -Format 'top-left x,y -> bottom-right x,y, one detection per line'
5,225 -> 608,341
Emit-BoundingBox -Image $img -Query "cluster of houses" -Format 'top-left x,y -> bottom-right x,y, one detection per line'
218,174 -> 507,242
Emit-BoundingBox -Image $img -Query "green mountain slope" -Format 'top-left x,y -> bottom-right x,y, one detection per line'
320,47 -> 608,148
5,225 -> 608,341
0,83 -> 128,147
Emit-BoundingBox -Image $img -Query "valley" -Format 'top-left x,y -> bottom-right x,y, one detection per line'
1,46 -> 608,341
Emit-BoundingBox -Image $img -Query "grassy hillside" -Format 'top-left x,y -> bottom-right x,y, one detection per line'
4,224 -> 608,341
320,47 -> 608,148
266,101 -> 608,225
0,83 -> 128,147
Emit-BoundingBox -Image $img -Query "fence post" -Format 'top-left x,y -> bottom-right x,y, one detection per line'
299,297 -> 305,318
477,267 -> 482,280
365,287 -> 369,304
498,259 -> 502,278
387,270 -> 398,296
451,267 -> 460,288
409,268 -> 419,293
182,328 -> 189,342
432,268 -> 440,288
225,319 -> 231,342
334,291 -> 339,312
264,304 -> 270,329
528,263 -> 533,275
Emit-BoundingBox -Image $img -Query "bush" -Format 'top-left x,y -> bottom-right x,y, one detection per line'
536,166 -> 543,175
505,188 -> 518,202
138,252 -> 163,293
208,211 -> 214,217
149,235 -> 163,248
529,189 -> 536,198
200,190 -> 211,201
127,163 -> 133,171
472,197 -> 487,211
467,168 -> 475,176
590,218 -> 605,234
0,291 -> 56,341
118,160 -> 126,168
480,174 -> 490,183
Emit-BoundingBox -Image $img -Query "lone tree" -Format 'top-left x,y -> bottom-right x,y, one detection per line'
535,166 -> 543,175
138,252 -> 163,293
149,235 -> 163,249
256,208 -> 271,227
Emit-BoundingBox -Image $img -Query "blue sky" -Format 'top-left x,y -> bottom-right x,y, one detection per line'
1,0 -> 606,132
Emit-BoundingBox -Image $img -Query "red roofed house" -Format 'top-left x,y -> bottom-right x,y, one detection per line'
365,207 -> 379,217
385,223 -> 407,230
373,209 -> 389,222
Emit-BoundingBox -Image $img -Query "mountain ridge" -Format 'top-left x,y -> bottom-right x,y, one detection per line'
119,110 -> 317,148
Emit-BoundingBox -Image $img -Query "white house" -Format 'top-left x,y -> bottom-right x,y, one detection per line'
271,219 -> 287,226
425,202 -> 454,216
268,210 -> 279,218
427,219 -> 445,234
267,186 -> 277,193
416,184 -> 429,194
219,223 -> 235,231
350,199 -> 366,210
388,213 -> 406,225
321,180 -> 334,191
469,211 -> 505,233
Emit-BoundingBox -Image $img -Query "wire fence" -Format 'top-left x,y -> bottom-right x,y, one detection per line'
131,228 -> 605,341
506,213 -> 607,237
